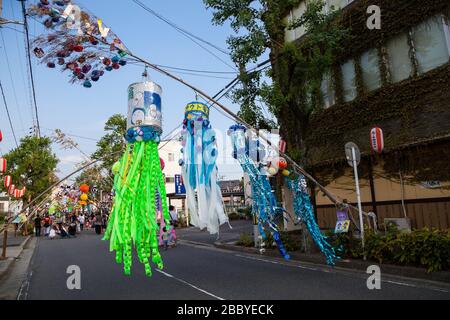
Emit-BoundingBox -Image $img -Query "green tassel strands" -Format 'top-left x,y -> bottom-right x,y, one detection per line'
104,141 -> 170,276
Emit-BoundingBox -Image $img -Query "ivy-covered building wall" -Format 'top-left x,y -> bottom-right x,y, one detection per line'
277,0 -> 450,230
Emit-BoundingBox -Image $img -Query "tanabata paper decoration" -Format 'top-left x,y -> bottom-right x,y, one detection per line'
79,184 -> 89,193
286,176 -> 338,265
80,193 -> 88,201
228,125 -> 290,260
28,0 -> 128,87
104,81 -> 170,277
0,129 -> 2,142
179,102 -> 228,234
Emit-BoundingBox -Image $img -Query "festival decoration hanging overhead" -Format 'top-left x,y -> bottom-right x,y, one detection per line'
229,124 -> 338,265
28,0 -> 129,88
0,129 -> 3,142
104,81 -> 170,277
286,177 -> 339,265
179,102 -> 228,235
228,125 -> 290,260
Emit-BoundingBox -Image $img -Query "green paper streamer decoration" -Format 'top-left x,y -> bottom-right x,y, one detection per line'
103,81 -> 169,277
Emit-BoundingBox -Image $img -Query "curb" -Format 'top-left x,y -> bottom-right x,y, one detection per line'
214,241 -> 450,284
0,236 -> 32,280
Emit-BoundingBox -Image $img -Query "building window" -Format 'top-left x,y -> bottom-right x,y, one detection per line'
360,48 -> 382,91
284,1 -> 307,43
386,33 -> 413,83
320,72 -> 335,108
168,153 -> 175,162
327,0 -> 350,12
411,15 -> 450,74
341,59 -> 357,102
0,203 -> 4,212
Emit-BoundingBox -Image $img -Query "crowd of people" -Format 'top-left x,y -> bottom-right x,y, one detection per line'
32,205 -> 180,251
33,210 -> 109,240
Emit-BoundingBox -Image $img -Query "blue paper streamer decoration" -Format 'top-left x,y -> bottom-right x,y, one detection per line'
229,125 -> 290,260
286,176 -> 339,265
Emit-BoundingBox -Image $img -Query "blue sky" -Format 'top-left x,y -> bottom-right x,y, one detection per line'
0,0 -> 262,181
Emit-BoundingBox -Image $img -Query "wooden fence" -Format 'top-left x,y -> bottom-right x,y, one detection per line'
317,197 -> 450,230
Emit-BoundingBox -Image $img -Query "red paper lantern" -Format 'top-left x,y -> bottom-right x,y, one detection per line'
279,139 -> 287,154
370,127 -> 384,154
0,158 -> 6,174
80,184 -> 89,193
14,189 -> 20,198
4,175 -> 11,188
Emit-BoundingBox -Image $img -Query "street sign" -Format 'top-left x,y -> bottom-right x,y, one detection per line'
345,142 -> 365,253
175,174 -> 186,195
345,142 -> 361,167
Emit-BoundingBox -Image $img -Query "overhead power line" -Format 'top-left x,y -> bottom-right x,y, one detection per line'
20,0 -> 41,138
131,0 -> 236,71
0,80 -> 19,147
132,0 -> 229,55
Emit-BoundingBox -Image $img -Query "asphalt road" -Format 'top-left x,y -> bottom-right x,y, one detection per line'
22,229 -> 450,300
177,219 -> 253,245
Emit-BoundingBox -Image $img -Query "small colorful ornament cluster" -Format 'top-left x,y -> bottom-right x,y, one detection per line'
29,0 -> 128,88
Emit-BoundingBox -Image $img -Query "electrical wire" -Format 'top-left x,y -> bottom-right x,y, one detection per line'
20,0 -> 41,138
0,80 -> 19,147
10,1 -> 36,133
131,0 -> 236,71
131,0 -> 229,55
0,28 -> 26,133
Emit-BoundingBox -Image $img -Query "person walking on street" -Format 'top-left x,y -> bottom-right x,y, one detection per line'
43,215 -> 51,236
161,227 -> 169,251
94,212 -> 102,235
34,215 -> 42,237
78,214 -> 85,231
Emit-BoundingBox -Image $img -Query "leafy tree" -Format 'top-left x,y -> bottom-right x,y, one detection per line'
92,114 -> 126,174
76,114 -> 127,192
204,0 -> 349,163
0,136 -> 59,204
75,164 -> 112,197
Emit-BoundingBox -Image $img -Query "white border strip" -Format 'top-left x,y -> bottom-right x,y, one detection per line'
156,269 -> 225,300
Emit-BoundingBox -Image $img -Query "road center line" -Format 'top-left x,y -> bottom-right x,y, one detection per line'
155,269 -> 225,300
235,254 -> 318,271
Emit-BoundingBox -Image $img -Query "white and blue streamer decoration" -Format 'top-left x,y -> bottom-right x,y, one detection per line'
229,125 -> 290,260
286,176 -> 339,265
179,102 -> 228,234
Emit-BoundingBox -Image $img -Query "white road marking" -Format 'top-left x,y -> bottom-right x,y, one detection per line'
236,254 -> 450,294
155,269 -> 225,300
235,254 -> 318,271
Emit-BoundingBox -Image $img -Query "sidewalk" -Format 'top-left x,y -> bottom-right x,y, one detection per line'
0,235 -> 32,281
214,241 -> 450,284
